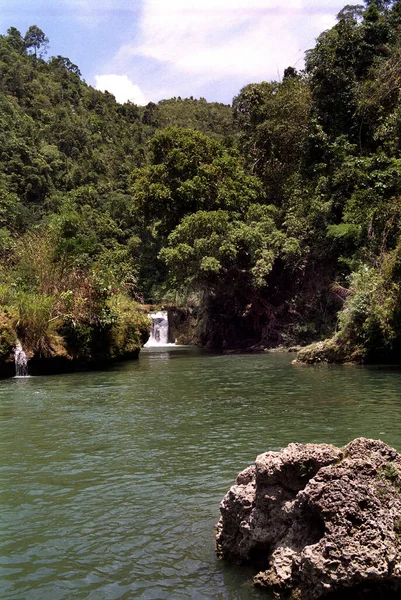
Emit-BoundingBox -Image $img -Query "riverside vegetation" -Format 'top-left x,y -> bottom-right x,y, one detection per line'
2,1 -> 401,371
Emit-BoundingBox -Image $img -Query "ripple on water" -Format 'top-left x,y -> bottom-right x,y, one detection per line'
2,350 -> 401,599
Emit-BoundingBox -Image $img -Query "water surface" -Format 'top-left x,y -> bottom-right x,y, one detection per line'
2,348 -> 401,599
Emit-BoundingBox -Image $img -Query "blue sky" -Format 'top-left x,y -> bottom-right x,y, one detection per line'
1,0 -> 363,105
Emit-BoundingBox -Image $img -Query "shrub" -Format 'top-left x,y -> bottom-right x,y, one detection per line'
15,291 -> 63,356
0,310 -> 17,363
298,247 -> 401,363
108,295 -> 150,358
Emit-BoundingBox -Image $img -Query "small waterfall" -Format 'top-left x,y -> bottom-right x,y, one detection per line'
144,311 -> 174,347
14,340 -> 29,377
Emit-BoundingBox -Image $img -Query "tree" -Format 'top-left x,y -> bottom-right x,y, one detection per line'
159,203 -> 304,349
142,101 -> 160,127
364,0 -> 393,10
6,27 -> 25,54
337,5 -> 365,22
233,78 -> 311,203
50,55 -> 81,77
130,126 -> 264,296
283,66 -> 298,80
24,25 -> 49,59
130,126 -> 263,237
160,205 -> 288,291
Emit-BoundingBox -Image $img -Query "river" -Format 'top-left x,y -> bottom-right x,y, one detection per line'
2,347 -> 401,599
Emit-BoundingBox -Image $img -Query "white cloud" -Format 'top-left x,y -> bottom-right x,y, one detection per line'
102,0 -> 363,102
137,0 -> 357,75
94,74 -> 146,105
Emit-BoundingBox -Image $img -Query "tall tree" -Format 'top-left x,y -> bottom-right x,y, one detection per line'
24,25 -> 49,58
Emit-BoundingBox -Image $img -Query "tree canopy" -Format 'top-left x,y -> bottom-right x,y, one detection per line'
2,6 -> 401,358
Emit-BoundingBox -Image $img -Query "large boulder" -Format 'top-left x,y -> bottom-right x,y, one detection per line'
216,438 -> 401,599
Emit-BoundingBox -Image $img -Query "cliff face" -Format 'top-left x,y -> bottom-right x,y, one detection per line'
216,438 -> 401,599
167,306 -> 199,345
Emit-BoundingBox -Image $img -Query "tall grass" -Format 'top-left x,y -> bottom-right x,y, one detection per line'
15,292 -> 61,355
0,227 -> 147,360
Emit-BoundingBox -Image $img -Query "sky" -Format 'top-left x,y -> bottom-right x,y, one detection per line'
1,0 -> 363,106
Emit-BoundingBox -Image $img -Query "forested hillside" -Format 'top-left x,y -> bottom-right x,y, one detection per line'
1,1 -> 401,367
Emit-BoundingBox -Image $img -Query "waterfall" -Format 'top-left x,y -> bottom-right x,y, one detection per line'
144,311 -> 174,347
14,340 -> 29,377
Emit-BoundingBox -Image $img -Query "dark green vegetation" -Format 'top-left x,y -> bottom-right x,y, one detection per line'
2,2 -> 401,368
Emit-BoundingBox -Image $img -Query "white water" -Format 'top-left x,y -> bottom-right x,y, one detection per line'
144,311 -> 175,347
14,340 -> 29,377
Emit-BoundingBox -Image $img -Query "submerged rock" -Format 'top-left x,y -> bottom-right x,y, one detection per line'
216,438 -> 401,599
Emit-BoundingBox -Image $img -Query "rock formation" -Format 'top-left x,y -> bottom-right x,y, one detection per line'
216,438 -> 401,599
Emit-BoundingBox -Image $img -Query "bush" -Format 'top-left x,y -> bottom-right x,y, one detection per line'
108,295 -> 150,359
60,295 -> 150,362
298,249 -> 401,364
15,291 -> 63,356
0,310 -> 17,363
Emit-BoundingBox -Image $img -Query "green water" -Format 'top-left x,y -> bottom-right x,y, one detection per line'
2,347 -> 401,600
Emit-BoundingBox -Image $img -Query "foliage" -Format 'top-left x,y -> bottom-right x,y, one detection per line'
335,244 -> 401,361
130,127 -> 264,298
233,76 -> 311,203
0,310 -> 18,363
0,226 -> 147,361
148,97 -> 235,143
107,296 -> 150,358
4,6 -> 401,359
160,205 -> 288,290
24,25 -> 49,58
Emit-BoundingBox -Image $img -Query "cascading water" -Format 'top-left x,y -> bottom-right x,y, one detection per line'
144,311 -> 174,347
14,340 -> 29,377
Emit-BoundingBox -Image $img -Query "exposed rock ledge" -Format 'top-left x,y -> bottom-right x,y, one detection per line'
216,438 -> 401,599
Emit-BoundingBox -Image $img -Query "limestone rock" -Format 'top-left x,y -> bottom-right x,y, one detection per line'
216,438 -> 401,599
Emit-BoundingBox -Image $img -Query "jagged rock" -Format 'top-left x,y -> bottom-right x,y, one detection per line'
216,438 -> 401,599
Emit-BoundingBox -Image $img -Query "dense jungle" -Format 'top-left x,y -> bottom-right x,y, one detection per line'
2,0 -> 401,368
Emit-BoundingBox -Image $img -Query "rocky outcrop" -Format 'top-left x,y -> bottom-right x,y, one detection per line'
167,306 -> 199,345
295,336 -> 369,365
216,438 -> 401,599
295,339 -> 346,364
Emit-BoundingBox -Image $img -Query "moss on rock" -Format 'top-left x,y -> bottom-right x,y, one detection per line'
295,336 -> 367,364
